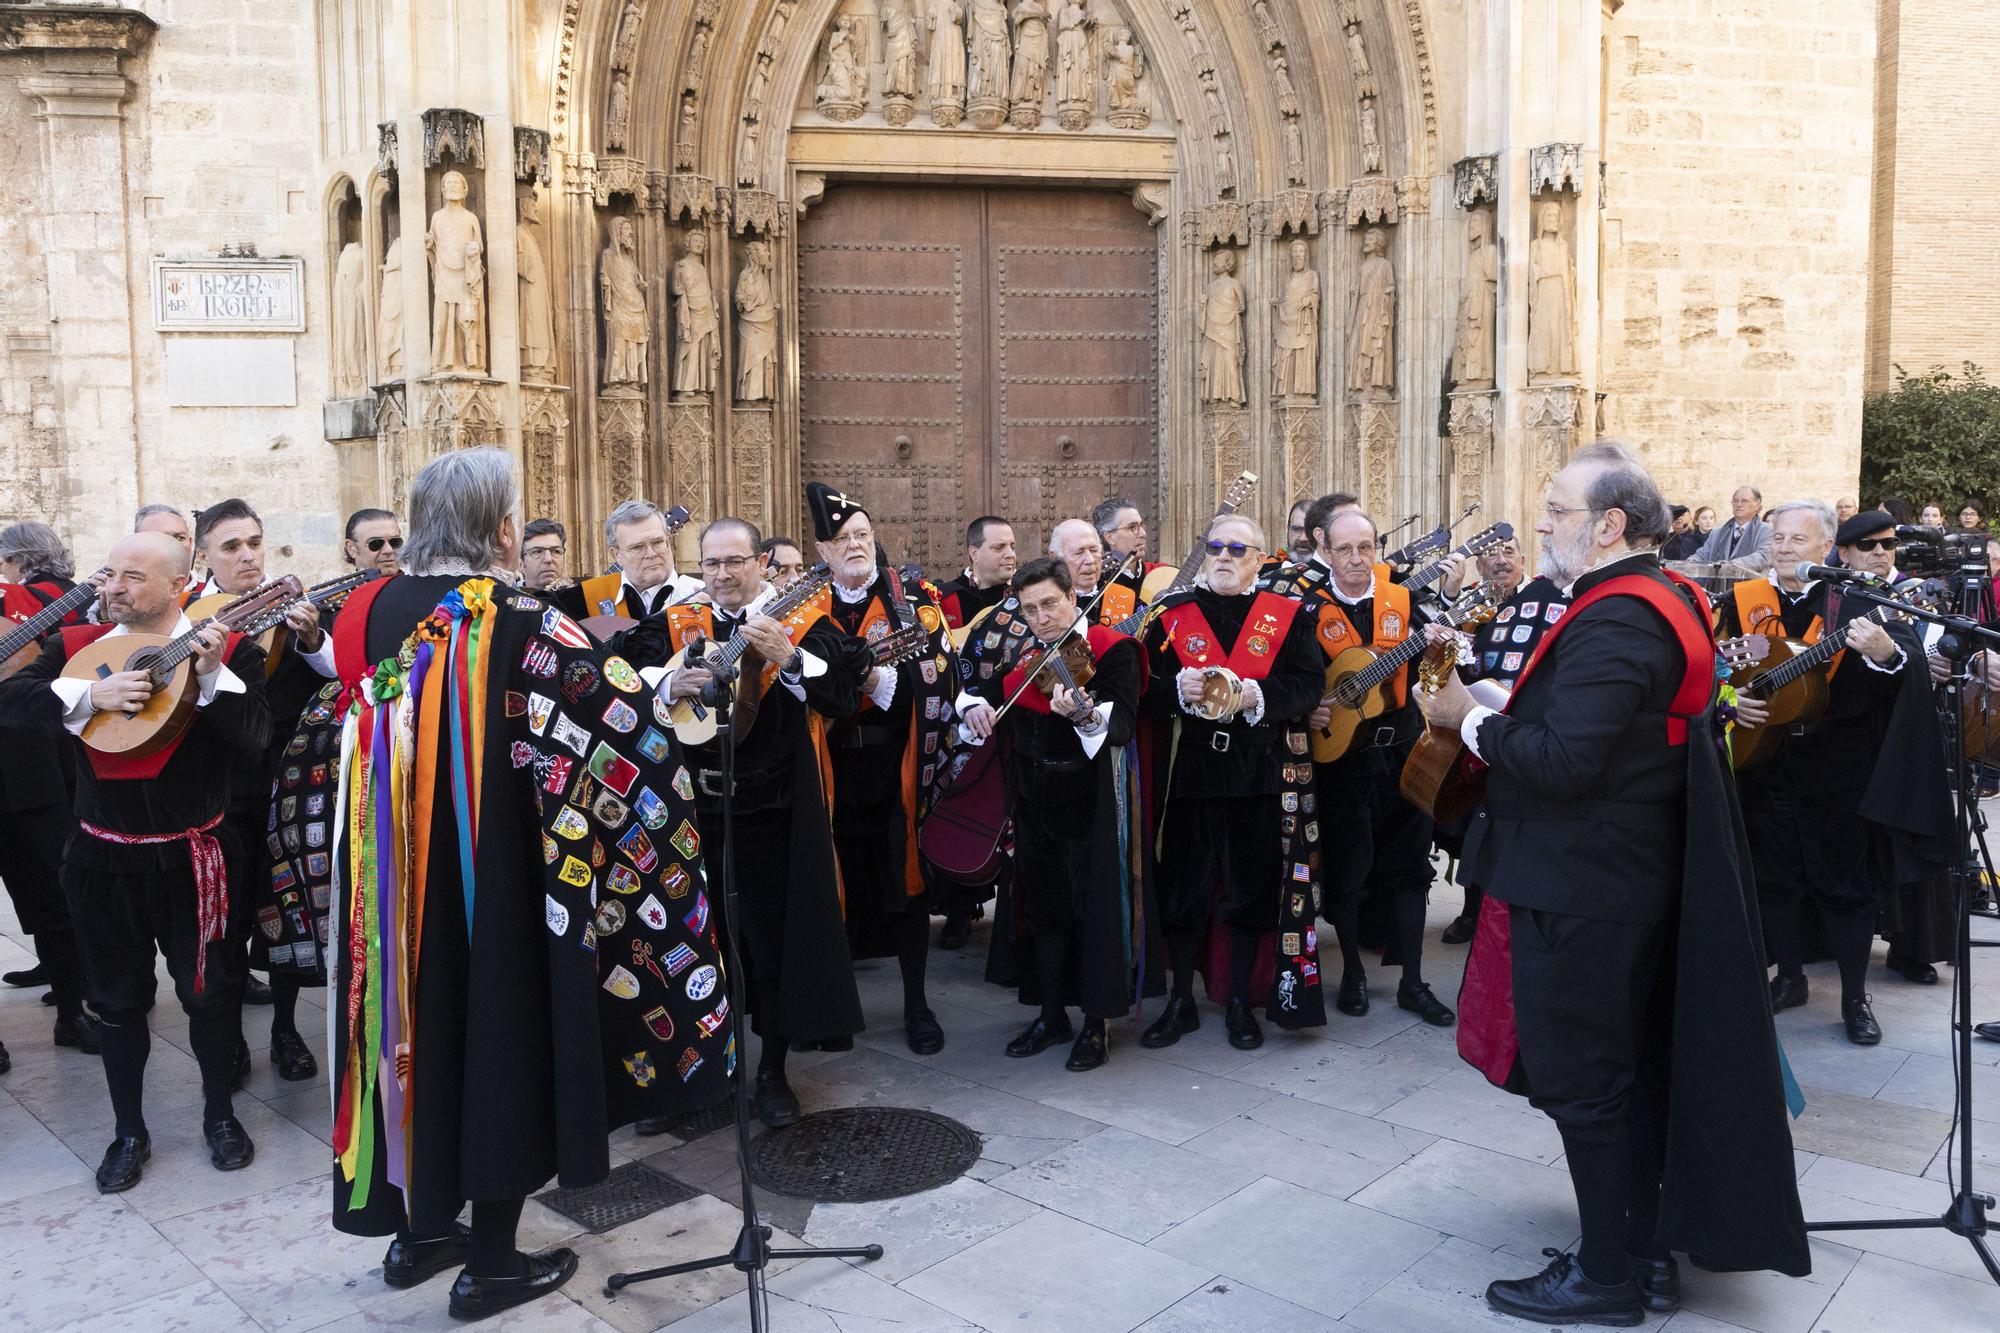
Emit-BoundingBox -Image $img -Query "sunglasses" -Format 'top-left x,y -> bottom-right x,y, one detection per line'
1849,537 -> 1898,553
1204,540 -> 1261,558
363,536 -> 404,552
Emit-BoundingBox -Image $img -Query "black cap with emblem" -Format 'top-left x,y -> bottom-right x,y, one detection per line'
806,482 -> 867,542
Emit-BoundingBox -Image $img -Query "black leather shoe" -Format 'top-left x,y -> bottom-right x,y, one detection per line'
1140,995 -> 1200,1048
40,991 -> 56,1006
1891,955 -> 1939,985
1065,1022 -> 1107,1072
1224,997 -> 1264,1050
1005,1015 -> 1074,1058
632,1116 -> 675,1136
204,1116 -> 255,1171
54,1012 -> 101,1054
1337,966 -> 1370,1017
1485,1249 -> 1644,1327
754,1070 -> 801,1128
382,1223 -> 471,1288
447,1247 -> 578,1320
1769,974 -> 1808,1013
905,1006 -> 945,1055
938,916 -> 972,951
1977,1021 -> 2000,1043
241,975 -> 272,1005
271,1029 -> 318,1081
1440,913 -> 1477,946
1843,996 -> 1882,1046
95,1132 -> 150,1193
2,963 -> 48,988
1397,981 -> 1456,1028
1627,1253 -> 1680,1313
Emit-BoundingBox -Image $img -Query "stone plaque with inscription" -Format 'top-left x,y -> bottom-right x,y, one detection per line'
150,257 -> 306,332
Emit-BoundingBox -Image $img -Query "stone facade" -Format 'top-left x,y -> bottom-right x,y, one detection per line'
0,0 -> 1986,572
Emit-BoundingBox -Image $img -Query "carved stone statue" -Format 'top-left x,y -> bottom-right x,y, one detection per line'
425,169 -> 486,374
331,240 -> 368,397
815,16 -> 868,121
736,119 -> 762,187
607,68 -> 632,150
1346,227 -> 1395,396
377,235 -> 404,379
599,216 -> 648,390
1105,26 -> 1148,129
672,228 -> 720,397
735,239 -> 778,403
1216,139 -> 1237,197
883,1 -> 921,124
1199,249 -> 1246,405
612,0 -> 643,70
1283,118 -> 1307,187
1453,210 -> 1499,390
1528,201 -> 1577,381
1055,0 -> 1092,129
1271,52 -> 1300,118
1274,238 -> 1318,397
676,93 -> 698,171
518,194 -> 556,383
966,0 -> 1012,126
1359,103 -> 1383,174
927,0 -> 967,125
1009,0 -> 1051,128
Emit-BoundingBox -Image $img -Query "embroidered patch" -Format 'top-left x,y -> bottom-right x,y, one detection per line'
606,864 -> 640,896
602,966 -> 640,999
538,753 -> 574,794
637,727 -> 671,763
643,1006 -> 675,1041
1512,625 -> 1533,644
697,997 -> 731,1038
638,894 -> 669,931
662,862 -> 691,899
1518,602 -> 1540,618
528,693 -> 556,735
521,640 -> 559,678
1247,634 -> 1271,656
637,787 -> 671,828
589,742 -> 640,796
618,824 -> 659,873
545,895 -> 571,936
552,805 -> 590,840
1503,651 -> 1524,672
562,659 -> 599,703
1282,931 -> 1301,954
504,690 -> 529,717
602,698 -> 639,733
603,655 -> 642,693
306,852 -> 329,877
1282,792 -> 1298,812
685,964 -> 719,1003
684,892 -> 710,935
541,607 -> 591,649
594,791 -> 629,827
623,1050 -> 655,1086
669,819 -> 701,861
1546,604 -> 1566,623
305,822 -> 326,848
671,767 -> 695,802
664,942 -> 698,975
542,834 -> 559,864
676,1049 -> 703,1083
1496,606 -> 1517,623
508,594 -> 544,612
557,855 -> 592,888
1292,862 -> 1312,882
595,899 -> 627,935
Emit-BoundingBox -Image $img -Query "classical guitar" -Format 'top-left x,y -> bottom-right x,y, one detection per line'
1311,585 -> 1499,763
579,504 -> 694,642
187,568 -> 380,675
63,576 -> 302,758
662,563 -> 836,746
730,572 -> 935,744
1398,599 -> 1499,824
1728,579 -> 1931,771
0,570 -> 108,679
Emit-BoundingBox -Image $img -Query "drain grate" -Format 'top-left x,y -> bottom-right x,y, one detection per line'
749,1107 -> 980,1203
534,1160 -> 698,1234
642,1095 -> 740,1142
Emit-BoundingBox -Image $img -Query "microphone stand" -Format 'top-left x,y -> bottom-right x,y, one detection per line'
607,640 -> 884,1324
1800,581 -> 2000,1284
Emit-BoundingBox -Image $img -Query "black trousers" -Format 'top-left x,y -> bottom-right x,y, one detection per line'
0,801 -> 78,934
65,862 -> 245,1021
1316,750 -> 1436,914
1156,794 -> 1280,934
1741,777 -> 1875,913
692,805 -> 791,1034
1509,904 -> 1671,1143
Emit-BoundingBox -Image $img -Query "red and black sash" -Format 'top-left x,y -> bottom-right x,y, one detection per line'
60,622 -> 247,779
1002,623 -> 1128,715
1157,591 -> 1302,681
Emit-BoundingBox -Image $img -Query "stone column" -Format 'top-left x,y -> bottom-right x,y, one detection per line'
1,7 -> 157,536
1446,389 -> 1499,519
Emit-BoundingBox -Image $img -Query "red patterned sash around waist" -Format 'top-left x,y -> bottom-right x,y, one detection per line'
79,811 -> 229,994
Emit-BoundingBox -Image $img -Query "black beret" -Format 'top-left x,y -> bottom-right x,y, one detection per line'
1835,509 -> 1894,547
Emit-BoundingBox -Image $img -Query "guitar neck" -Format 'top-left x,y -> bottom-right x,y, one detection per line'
1759,602 -> 1893,692
711,570 -> 835,669
0,573 -> 104,662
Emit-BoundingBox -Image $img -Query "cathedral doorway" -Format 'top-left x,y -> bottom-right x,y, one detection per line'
797,181 -> 1160,574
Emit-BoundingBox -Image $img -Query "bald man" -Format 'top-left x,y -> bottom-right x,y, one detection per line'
0,532 -> 271,1193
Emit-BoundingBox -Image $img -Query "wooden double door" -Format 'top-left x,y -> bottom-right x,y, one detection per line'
798,183 -> 1160,575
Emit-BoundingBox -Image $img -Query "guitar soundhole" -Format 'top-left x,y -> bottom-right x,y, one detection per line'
126,648 -> 164,674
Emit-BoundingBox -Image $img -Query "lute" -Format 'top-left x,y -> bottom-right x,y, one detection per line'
0,570 -> 108,679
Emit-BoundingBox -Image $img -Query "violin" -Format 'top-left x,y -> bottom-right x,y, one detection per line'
1029,635 -> 1098,710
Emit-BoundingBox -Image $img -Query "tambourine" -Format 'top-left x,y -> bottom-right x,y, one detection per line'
1189,665 -> 1245,722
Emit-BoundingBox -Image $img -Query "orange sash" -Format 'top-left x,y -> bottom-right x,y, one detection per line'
1732,578 -> 1844,676
1312,566 -> 1413,706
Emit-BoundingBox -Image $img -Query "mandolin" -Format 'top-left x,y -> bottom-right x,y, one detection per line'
661,564 -> 836,747
0,570 -> 108,679
188,569 -> 380,675
579,504 -> 693,642
1397,599 -> 1499,824
1312,585 -> 1498,763
1728,579 -> 1931,771
63,577 -> 302,758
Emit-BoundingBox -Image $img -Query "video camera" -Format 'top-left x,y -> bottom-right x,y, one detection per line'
1895,524 -> 1989,586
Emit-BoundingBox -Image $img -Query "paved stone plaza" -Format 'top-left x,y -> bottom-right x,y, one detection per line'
3,877 -> 1998,1333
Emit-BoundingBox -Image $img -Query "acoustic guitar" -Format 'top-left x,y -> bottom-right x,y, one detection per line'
63,577 -> 301,758
1312,585 -> 1498,763
0,570 -> 108,679
1398,522 -> 1516,599
1727,579 -> 1931,771
578,504 -> 694,642
728,582 -> 934,747
661,564 -> 837,746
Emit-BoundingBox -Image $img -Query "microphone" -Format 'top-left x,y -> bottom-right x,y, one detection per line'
1794,562 -> 1875,585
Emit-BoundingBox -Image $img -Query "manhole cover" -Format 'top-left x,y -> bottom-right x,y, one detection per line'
534,1161 -> 698,1234
749,1107 -> 980,1203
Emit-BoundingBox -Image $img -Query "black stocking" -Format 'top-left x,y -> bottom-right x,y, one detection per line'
759,1033 -> 789,1078
1330,901 -> 1365,973
1825,905 -> 1876,1005
1394,887 -> 1428,990
97,1013 -> 150,1139
35,927 -> 86,1022
188,1003 -> 239,1123
896,909 -> 930,1013
270,975 -> 301,1038
1033,931 -> 1070,1026
1764,897 -> 1804,980
1560,1128 -> 1633,1287
465,1197 -> 528,1278
1167,932 -> 1197,1001
1227,926 -> 1259,1003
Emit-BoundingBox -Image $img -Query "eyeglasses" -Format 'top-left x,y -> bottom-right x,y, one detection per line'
1326,542 -> 1374,558
364,536 -> 404,553
698,555 -> 756,573
1849,536 -> 1898,552
1205,540 -> 1262,558
524,543 -> 564,556
829,531 -> 874,549
1110,519 -> 1147,534
1544,502 -> 1596,521
620,537 -> 673,555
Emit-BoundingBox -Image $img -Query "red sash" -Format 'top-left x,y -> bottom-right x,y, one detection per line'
1002,623 -> 1127,714
330,572 -> 396,687
1158,591 -> 1301,680
59,623 -> 249,779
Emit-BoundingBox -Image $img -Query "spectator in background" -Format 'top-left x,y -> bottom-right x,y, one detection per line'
520,518 -> 568,591
1920,503 -> 1946,529
1661,505 -> 1704,561
758,536 -> 808,592
1959,501 -> 1986,532
1693,485 -> 1771,563
1693,505 -> 1717,536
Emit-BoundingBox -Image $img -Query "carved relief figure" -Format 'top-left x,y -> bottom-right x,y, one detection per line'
884,2 -> 920,100
1453,210 -> 1499,390
1527,201 -> 1577,381
815,16 -> 868,117
967,0 -> 1012,104
425,170 -> 486,374
927,0 -> 967,123
518,194 -> 556,383
1282,118 -> 1307,187
1359,102 -> 1383,173
1055,1 -> 1092,107
377,235 -> 404,378
1274,238 -> 1318,397
607,69 -> 632,151
1200,249 -> 1246,405
331,240 -> 369,397
1009,0 -> 1051,125
1271,53 -> 1300,118
1104,26 -> 1147,129
672,228 -> 721,396
611,0 -> 643,69
676,94 -> 698,171
1346,227 -> 1395,396
736,119 -> 762,187
599,216 -> 648,390
735,239 -> 778,403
